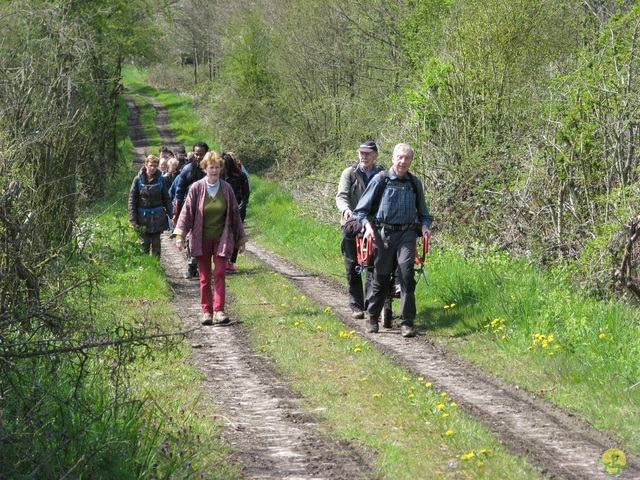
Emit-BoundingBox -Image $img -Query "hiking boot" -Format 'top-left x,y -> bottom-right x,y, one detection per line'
201,312 -> 213,325
226,261 -> 237,273
401,325 -> 417,338
184,268 -> 198,279
351,309 -> 365,319
366,316 -> 379,333
213,311 -> 230,324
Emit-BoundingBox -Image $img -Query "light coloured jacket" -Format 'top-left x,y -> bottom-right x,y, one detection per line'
335,163 -> 384,225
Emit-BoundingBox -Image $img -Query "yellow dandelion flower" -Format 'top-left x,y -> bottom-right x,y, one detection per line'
442,413 -> 450,418
408,394 -> 415,399
280,303 -> 287,307
476,460 -> 484,467
549,352 -> 554,356
599,333 -> 606,339
449,402 -> 457,407
445,429 -> 454,436
479,449 -> 491,455
418,377 -> 424,381
527,346 -> 533,351
360,377 -> 367,381
425,382 -> 432,387
441,392 -> 448,398
436,402 -> 445,410
301,295 -> 306,300
372,393 -> 381,398
294,322 -> 300,327
316,325 -> 322,329
403,376 -> 411,381
293,296 -> 298,301
501,335 -> 506,340
324,306 -> 332,312
354,347 -> 362,353
547,334 -> 554,342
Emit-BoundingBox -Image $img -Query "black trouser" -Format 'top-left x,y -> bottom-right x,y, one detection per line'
229,208 -> 246,264
341,231 -> 373,312
367,227 -> 416,326
141,232 -> 161,257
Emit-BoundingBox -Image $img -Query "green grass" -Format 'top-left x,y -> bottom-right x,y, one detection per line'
227,255 -> 542,479
122,65 -> 219,151
245,176 -> 640,455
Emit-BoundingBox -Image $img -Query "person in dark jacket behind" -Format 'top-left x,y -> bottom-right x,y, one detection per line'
173,142 -> 208,278
128,155 -> 173,257
222,151 -> 250,272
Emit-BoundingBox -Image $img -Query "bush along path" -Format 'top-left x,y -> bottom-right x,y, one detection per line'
125,90 -> 639,480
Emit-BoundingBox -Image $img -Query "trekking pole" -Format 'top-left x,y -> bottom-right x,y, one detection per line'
355,234 -> 373,274
415,231 -> 430,286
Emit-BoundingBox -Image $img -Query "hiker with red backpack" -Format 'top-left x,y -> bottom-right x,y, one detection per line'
353,143 -> 434,338
336,141 -> 385,319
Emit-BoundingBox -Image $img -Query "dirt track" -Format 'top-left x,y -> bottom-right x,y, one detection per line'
124,90 -> 640,480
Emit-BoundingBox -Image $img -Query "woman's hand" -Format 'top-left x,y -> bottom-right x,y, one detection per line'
238,243 -> 246,254
176,237 -> 184,250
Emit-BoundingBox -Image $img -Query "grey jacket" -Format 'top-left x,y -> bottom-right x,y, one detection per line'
335,163 -> 384,225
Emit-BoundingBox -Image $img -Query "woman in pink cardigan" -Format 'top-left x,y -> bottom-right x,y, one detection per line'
173,151 -> 248,325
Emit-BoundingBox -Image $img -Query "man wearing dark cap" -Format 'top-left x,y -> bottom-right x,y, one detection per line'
336,141 -> 385,319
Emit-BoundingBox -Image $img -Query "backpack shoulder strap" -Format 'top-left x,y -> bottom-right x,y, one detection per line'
405,172 -> 422,211
370,170 -> 389,216
348,163 -> 359,185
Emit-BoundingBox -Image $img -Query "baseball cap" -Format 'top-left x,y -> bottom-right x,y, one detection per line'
358,141 -> 378,153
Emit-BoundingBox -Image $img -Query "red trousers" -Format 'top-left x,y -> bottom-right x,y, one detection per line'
197,238 -> 227,313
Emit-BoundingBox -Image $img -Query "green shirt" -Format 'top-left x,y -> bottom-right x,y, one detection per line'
202,193 -> 227,240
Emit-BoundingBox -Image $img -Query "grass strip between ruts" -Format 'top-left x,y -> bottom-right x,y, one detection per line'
226,254 -> 542,480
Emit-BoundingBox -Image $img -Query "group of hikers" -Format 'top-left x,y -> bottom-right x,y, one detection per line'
128,139 -> 433,337
336,141 -> 433,338
128,142 -> 250,324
